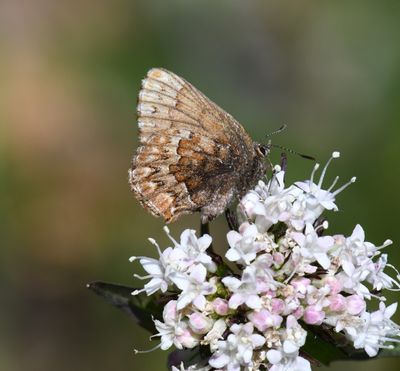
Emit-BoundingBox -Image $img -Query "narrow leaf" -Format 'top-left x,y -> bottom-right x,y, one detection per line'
302,329 -> 348,366
87,281 -> 164,333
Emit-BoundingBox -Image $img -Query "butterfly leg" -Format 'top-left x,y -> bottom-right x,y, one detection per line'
225,208 -> 239,231
280,152 -> 287,172
200,221 -> 210,236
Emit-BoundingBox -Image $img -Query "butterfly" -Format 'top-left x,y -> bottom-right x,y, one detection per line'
129,68 -> 269,224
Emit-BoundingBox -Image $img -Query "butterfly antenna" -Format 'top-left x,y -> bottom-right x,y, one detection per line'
264,125 -> 315,161
266,124 -> 287,138
271,143 -> 316,161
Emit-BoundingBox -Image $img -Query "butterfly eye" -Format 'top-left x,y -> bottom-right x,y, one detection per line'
257,145 -> 270,157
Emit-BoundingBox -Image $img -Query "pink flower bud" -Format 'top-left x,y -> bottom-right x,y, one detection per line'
248,309 -> 283,332
328,294 -> 346,312
271,298 -> 285,314
163,300 -> 178,324
212,298 -> 229,316
292,306 -> 304,319
188,313 -> 213,334
264,289 -> 277,298
323,276 -> 343,295
346,295 -> 366,315
176,327 -> 199,348
303,306 -> 325,325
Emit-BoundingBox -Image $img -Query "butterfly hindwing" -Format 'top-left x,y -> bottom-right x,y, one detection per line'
129,68 -> 264,223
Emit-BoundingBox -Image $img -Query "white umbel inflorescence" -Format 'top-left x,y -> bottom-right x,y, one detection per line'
130,152 -> 400,370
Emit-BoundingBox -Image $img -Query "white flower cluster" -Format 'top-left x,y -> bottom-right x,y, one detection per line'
131,152 -> 400,371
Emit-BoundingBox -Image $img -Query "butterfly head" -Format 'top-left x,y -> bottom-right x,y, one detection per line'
256,142 -> 272,158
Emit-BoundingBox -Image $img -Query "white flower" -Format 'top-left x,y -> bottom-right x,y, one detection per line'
291,223 -> 334,270
201,319 -> 227,352
152,301 -> 199,350
130,238 -> 188,296
171,363 -> 211,371
240,153 -> 355,233
226,223 -> 267,265
130,255 -> 169,296
323,311 -> 363,334
248,177 -> 300,232
223,253 -> 283,310
284,315 -> 308,348
266,346 -> 311,371
290,152 -> 355,229
267,317 -> 310,371
305,285 -> 330,309
153,318 -> 198,350
130,153 -> 400,368
172,264 -> 217,310
247,254 -> 282,293
209,323 -> 265,370
176,228 -> 216,273
280,244 -> 317,278
131,228 -> 216,297
240,170 -> 287,220
337,225 -> 379,268
345,302 -> 400,357
367,253 -> 400,291
336,260 -> 371,298
222,271 -> 262,310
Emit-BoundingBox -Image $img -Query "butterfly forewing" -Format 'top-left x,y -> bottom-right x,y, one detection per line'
129,68 -> 264,223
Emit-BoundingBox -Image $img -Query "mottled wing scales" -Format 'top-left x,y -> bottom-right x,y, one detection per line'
129,68 -> 258,223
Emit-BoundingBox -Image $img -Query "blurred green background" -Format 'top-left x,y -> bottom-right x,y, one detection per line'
1,0 -> 399,370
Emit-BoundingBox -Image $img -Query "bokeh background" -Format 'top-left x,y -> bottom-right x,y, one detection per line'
1,0 -> 400,370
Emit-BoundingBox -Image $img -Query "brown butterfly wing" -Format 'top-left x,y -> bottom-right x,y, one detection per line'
129,68 -> 263,223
